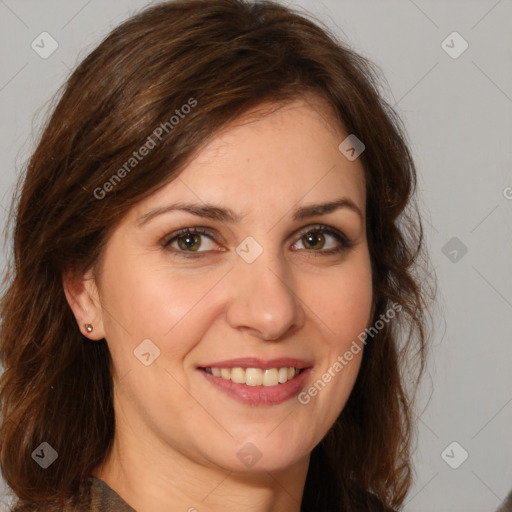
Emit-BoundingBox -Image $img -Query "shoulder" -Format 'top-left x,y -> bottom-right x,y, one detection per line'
7,478 -> 110,512
354,488 -> 398,512
300,488 -> 397,512
7,493 -> 89,512
88,477 -> 135,512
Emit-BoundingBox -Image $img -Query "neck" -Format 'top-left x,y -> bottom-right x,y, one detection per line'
92,425 -> 310,512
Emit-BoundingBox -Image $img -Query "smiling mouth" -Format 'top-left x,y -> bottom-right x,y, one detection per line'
200,366 -> 305,387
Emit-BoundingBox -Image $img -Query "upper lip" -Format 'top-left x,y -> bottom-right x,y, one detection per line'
198,357 -> 313,370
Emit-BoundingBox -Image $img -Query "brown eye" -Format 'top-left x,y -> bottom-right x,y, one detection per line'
176,233 -> 202,252
292,225 -> 354,255
301,231 -> 326,250
162,224 -> 354,259
163,227 -> 220,256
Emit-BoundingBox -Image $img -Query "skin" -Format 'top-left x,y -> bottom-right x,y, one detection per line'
64,94 -> 374,512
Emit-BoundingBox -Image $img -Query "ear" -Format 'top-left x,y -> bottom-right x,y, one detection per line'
62,266 -> 106,341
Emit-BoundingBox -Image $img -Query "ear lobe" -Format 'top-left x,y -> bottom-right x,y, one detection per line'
62,267 -> 105,340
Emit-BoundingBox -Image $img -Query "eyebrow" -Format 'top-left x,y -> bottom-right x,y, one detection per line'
135,197 -> 363,226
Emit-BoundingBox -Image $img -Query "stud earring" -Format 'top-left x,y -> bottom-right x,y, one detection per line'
84,324 -> 93,333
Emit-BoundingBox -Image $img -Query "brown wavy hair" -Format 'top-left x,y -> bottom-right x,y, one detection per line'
0,1 -> 435,510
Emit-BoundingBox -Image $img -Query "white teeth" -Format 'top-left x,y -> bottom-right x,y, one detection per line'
204,366 -> 301,386
231,367 -> 245,384
262,368 -> 278,387
246,368 -> 263,386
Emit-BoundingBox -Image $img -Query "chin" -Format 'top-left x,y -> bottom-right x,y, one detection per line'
220,439 -> 309,474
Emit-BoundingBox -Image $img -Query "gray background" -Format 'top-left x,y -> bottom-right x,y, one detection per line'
1,1 -> 511,510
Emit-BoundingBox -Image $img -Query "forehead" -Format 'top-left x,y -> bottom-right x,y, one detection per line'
132,94 -> 366,220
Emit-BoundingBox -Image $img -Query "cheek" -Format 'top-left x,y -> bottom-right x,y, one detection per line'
98,251 -> 223,363
99,251 -> 186,332
99,238 -> 372,365
297,268 -> 371,436
313,260 -> 373,345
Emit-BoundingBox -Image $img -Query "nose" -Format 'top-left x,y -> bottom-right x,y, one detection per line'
225,246 -> 305,341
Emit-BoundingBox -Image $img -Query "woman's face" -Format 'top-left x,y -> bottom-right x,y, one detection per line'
73,95 -> 373,474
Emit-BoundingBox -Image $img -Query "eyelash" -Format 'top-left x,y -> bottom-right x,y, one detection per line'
161,224 -> 355,259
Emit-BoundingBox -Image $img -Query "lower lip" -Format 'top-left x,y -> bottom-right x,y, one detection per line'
199,368 -> 312,406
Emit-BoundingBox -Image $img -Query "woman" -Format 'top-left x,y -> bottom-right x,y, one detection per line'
0,0 -> 435,510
